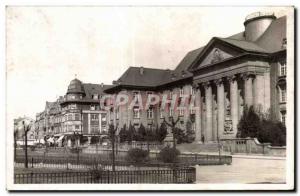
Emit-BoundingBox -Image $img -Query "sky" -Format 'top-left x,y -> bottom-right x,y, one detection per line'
6,6 -> 289,120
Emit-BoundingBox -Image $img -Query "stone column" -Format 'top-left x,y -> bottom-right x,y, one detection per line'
243,73 -> 254,108
67,138 -> 72,147
228,75 -> 239,136
203,81 -> 213,142
99,113 -> 102,134
88,113 -> 91,134
88,136 -> 91,145
254,74 -> 265,111
194,85 -> 202,141
215,78 -> 225,139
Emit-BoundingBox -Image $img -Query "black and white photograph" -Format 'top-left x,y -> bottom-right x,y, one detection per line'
4,5 -> 294,191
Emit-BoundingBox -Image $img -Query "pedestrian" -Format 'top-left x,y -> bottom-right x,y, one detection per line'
201,134 -> 205,144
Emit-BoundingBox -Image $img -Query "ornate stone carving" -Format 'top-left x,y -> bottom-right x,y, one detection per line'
214,78 -> 223,86
211,48 -> 224,64
227,75 -> 237,83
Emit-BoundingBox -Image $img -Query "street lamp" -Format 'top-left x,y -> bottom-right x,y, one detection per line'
22,120 -> 32,168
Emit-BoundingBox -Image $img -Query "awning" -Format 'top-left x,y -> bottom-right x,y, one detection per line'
56,135 -> 64,142
47,137 -> 54,143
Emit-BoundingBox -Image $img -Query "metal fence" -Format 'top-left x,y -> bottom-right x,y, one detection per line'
14,167 -> 196,184
16,149 -> 232,166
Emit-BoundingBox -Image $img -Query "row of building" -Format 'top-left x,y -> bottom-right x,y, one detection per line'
32,12 -> 287,147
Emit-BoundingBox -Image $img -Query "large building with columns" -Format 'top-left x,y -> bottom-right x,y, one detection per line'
35,11 -> 287,145
105,12 -> 287,143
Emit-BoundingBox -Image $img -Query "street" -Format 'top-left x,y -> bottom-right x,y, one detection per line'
196,156 -> 285,184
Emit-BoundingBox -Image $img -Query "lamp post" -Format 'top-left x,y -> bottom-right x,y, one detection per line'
108,124 -> 117,172
22,120 -> 31,168
14,128 -> 18,163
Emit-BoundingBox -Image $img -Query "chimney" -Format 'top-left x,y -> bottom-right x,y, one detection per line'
139,66 -> 144,75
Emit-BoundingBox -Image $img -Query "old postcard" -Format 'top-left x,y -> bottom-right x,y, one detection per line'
5,5 -> 295,191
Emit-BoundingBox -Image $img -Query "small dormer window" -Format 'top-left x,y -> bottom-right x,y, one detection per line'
93,94 -> 98,100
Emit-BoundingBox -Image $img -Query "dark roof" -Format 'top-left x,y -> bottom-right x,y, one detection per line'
82,83 -> 112,99
116,67 -> 172,87
67,78 -> 85,94
105,15 -> 287,92
218,37 -> 268,53
255,16 -> 286,53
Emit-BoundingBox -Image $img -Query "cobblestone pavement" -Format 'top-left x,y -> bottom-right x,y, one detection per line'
196,157 -> 286,184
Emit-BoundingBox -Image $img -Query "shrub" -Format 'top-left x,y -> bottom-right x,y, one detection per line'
119,124 -> 127,143
173,127 -> 186,144
126,148 -> 149,164
156,122 -> 168,142
186,120 -> 195,143
70,147 -> 82,154
158,146 -> 180,163
238,106 -> 286,146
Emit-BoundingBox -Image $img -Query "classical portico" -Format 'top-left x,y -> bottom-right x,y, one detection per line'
194,69 -> 270,142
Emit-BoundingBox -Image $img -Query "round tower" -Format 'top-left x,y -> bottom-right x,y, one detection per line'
244,11 -> 276,42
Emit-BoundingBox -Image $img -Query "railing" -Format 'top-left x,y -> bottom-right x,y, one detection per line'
14,167 -> 196,184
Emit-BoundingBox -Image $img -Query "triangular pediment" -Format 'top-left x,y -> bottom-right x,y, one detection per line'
198,47 -> 234,67
190,38 -> 245,70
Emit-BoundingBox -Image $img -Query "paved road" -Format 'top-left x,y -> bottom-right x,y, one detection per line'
196,157 -> 285,184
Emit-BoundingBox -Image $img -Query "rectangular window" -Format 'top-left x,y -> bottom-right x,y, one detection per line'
133,91 -> 140,103
91,114 -> 99,120
67,114 -> 73,121
75,113 -> 80,121
280,61 -> 287,76
192,123 -> 196,131
191,86 -> 195,95
190,108 -> 195,114
133,107 -> 140,119
169,108 -> 173,117
92,94 -> 99,100
69,104 -> 77,109
160,110 -> 164,119
90,105 -> 96,110
91,125 -> 99,133
115,107 -> 119,119
281,112 -> 286,126
75,125 -> 80,130
179,108 -> 184,116
147,107 -> 154,119
179,87 -> 184,97
169,91 -> 173,100
281,88 -> 286,102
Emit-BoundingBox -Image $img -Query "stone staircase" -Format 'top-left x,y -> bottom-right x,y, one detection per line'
177,142 -> 220,153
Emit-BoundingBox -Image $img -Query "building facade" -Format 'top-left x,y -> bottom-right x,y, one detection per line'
35,11 -> 287,145
105,12 -> 287,143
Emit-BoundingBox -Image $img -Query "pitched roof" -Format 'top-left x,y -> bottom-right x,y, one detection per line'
116,67 -> 172,87
255,16 -> 286,53
82,83 -> 112,99
218,37 -> 269,53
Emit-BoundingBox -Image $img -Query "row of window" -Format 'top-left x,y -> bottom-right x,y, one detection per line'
132,107 -> 196,119
132,86 -> 196,101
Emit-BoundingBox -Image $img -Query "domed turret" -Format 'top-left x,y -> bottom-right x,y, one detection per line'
67,78 -> 85,95
244,11 -> 276,42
